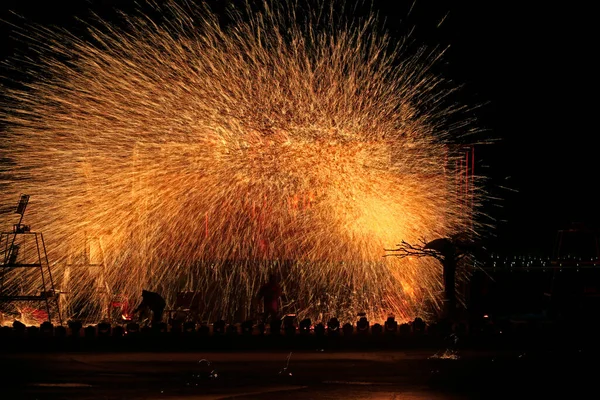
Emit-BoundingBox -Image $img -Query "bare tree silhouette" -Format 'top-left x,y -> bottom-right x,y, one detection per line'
385,233 -> 486,320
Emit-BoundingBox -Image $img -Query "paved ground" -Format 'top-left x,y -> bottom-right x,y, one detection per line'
0,347 -> 596,399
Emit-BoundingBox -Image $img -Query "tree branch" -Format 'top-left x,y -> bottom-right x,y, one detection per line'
384,239 -> 443,261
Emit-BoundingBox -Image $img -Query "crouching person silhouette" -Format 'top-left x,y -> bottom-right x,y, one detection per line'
133,289 -> 166,326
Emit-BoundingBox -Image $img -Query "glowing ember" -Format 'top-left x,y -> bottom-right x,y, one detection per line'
0,1 -> 485,323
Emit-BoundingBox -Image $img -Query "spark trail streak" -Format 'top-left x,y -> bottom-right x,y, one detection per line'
0,1 -> 484,323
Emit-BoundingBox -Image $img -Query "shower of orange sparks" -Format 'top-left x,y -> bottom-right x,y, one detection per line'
0,0 -> 485,324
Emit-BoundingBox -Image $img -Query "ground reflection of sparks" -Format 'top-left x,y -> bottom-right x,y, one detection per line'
0,1 -> 485,324
429,350 -> 460,360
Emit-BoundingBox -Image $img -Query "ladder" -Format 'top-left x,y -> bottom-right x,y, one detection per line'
0,194 -> 62,325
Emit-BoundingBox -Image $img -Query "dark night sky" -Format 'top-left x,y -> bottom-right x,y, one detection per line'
1,1 -> 596,255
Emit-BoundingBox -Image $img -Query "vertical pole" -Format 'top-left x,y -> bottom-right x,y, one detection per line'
41,233 -> 62,325
35,233 -> 52,323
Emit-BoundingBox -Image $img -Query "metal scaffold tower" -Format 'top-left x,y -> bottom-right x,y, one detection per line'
0,194 -> 62,325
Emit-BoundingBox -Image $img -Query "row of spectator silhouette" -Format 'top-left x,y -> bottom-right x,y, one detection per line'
0,316 -> 439,338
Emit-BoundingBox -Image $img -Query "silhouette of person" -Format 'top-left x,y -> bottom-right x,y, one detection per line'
133,289 -> 166,325
257,274 -> 282,323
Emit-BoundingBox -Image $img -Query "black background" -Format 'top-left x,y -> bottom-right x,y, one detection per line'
1,1 -> 596,255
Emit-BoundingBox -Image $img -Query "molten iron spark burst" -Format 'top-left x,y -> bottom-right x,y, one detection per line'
0,1 -> 484,323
